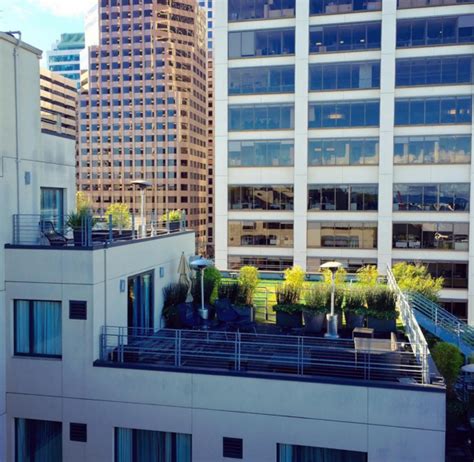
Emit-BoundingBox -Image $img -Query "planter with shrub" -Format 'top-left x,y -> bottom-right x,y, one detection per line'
162,282 -> 189,328
162,209 -> 182,232
366,286 -> 398,332
274,285 -> 302,328
303,284 -> 329,333
344,287 -> 367,329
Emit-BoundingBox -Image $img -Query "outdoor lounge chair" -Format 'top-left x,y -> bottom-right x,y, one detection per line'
215,300 -> 256,333
177,303 -> 201,329
39,220 -> 68,247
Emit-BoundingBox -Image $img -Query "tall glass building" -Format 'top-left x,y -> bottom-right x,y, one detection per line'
47,33 -> 85,87
215,0 -> 474,322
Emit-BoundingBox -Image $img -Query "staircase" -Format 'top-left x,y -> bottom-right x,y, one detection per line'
407,292 -> 474,357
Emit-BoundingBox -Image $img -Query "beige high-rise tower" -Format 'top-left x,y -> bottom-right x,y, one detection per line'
77,0 -> 208,253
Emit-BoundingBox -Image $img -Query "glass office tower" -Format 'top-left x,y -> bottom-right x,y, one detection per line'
215,0 -> 474,322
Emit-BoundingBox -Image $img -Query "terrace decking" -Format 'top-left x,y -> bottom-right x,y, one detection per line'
98,327 -> 429,386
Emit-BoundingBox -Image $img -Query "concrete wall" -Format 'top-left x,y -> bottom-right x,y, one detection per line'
0,32 -> 76,460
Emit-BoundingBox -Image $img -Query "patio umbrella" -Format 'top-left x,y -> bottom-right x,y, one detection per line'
177,252 -> 192,300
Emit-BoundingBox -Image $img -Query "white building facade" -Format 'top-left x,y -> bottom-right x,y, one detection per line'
214,0 -> 474,324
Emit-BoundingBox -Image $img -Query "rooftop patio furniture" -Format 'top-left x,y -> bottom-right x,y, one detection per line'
352,327 -> 374,340
178,303 -> 201,329
39,220 -> 68,247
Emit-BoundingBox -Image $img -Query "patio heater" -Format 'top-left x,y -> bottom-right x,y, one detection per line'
131,180 -> 151,238
190,257 -> 213,320
320,261 -> 343,339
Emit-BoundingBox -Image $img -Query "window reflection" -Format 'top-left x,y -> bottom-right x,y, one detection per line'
228,221 -> 294,247
229,140 -> 294,167
309,101 -> 380,128
229,104 -> 294,131
229,66 -> 294,95
229,186 -> 294,210
229,29 -> 295,59
308,222 -> 377,249
310,22 -> 381,53
397,16 -> 474,48
393,223 -> 469,250
393,183 -> 470,211
228,0 -> 295,21
395,97 -> 472,125
308,184 -> 378,211
307,257 -> 377,273
394,136 -> 471,164
309,62 -> 381,91
229,256 -> 293,271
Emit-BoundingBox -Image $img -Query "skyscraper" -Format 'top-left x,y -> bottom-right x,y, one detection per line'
77,0 -> 209,253
47,33 -> 85,87
215,0 -> 474,322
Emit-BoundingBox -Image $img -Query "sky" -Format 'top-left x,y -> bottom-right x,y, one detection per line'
0,0 -> 87,64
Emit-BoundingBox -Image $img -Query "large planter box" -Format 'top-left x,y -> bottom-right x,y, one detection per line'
168,221 -> 180,232
346,312 -> 365,330
367,317 -> 396,333
276,311 -> 302,328
303,311 -> 325,333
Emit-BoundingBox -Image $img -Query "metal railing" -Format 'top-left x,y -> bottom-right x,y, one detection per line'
386,267 -> 430,384
11,211 -> 187,247
408,292 -> 474,356
99,326 -> 429,385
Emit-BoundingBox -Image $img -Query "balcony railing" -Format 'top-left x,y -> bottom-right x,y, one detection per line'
98,326 -> 432,385
11,211 -> 187,247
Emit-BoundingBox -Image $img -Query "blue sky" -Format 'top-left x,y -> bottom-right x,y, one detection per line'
0,0 -> 87,64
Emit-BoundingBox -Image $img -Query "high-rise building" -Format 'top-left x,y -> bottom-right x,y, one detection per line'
77,0 -> 209,254
215,0 -> 474,323
40,68 -> 78,139
47,33 -> 85,87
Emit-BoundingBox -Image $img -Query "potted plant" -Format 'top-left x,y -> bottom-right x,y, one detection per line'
235,266 -> 259,320
162,282 -> 189,328
66,206 -> 96,246
366,286 -> 398,332
162,209 -> 182,232
303,283 -> 329,333
273,285 -> 303,328
344,287 -> 367,329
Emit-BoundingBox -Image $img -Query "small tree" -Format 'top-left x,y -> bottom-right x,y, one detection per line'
356,265 -> 379,286
431,342 -> 463,393
104,203 -> 131,229
161,209 -> 182,222
284,265 -> 306,291
76,191 -> 92,211
392,262 -> 443,302
238,265 -> 259,305
322,267 -> 347,286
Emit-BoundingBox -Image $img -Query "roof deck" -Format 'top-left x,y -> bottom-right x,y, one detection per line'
96,326 -> 440,388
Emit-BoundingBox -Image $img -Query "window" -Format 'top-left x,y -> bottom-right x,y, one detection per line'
396,16 -> 474,48
228,0 -> 295,21
399,0 -> 474,7
307,257 -> 377,273
228,256 -> 293,271
309,22 -> 381,53
115,427 -> 191,462
229,186 -> 294,210
309,61 -> 380,91
309,101 -> 380,128
308,222 -> 377,249
277,443 -> 367,462
394,261 -> 468,289
229,66 -> 294,95
396,56 -> 473,86
14,300 -> 61,357
128,271 -> 154,330
311,0 -> 382,14
228,221 -> 293,247
393,183 -> 470,211
393,223 -> 469,250
394,135 -> 471,164
229,29 -> 295,59
16,418 -> 62,461
40,188 -> 64,230
229,104 -> 294,131
309,138 -> 379,166
229,140 -> 294,167
395,97 -> 472,125
308,184 -> 378,211
440,299 -> 468,322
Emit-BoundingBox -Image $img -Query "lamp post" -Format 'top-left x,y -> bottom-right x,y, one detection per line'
320,261 -> 343,339
131,180 -> 151,238
190,257 -> 212,320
